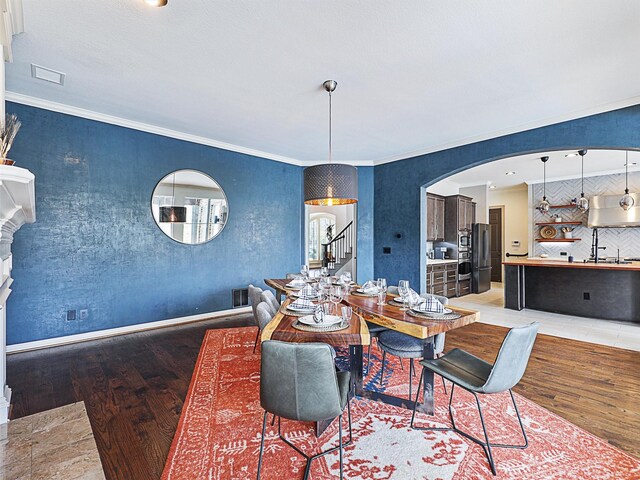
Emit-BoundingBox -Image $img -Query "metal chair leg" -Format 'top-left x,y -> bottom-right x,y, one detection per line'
256,411 -> 268,480
271,414 -> 277,426
339,412 -> 344,480
379,350 -> 387,383
473,392 -> 497,475
253,328 -> 261,354
441,375 -> 447,394
409,358 -> 413,401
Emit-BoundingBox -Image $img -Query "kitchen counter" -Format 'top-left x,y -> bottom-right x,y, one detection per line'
504,260 -> 640,323
503,258 -> 640,271
427,259 -> 458,265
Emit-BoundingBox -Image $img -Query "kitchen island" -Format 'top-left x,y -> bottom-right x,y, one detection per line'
503,259 -> 640,323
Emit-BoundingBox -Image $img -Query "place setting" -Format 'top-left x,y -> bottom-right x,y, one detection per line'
292,304 -> 353,333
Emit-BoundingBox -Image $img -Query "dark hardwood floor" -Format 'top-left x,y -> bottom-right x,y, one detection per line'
7,316 -> 640,479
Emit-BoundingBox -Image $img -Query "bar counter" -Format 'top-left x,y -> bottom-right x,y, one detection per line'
503,259 -> 640,323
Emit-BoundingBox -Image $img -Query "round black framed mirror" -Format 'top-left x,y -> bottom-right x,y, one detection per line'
151,169 -> 229,244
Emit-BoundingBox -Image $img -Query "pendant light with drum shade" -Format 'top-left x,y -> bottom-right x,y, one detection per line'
303,80 -> 358,206
536,156 -> 550,214
620,151 -> 635,211
159,172 -> 187,223
576,149 -> 589,212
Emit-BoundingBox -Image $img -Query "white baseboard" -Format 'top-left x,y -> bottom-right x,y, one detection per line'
6,307 -> 252,354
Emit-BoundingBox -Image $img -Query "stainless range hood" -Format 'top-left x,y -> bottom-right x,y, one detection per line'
587,193 -> 640,228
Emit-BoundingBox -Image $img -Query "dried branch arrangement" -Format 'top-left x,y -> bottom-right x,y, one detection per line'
0,114 -> 21,160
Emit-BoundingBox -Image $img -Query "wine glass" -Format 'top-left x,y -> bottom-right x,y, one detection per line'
321,266 -> 329,278
341,306 -> 353,326
376,278 -> 387,306
398,280 -> 410,311
300,264 -> 309,280
344,271 -> 352,284
329,286 -> 344,315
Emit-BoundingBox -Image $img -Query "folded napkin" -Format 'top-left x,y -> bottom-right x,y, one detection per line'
407,289 -> 423,305
361,280 -> 379,295
287,277 -> 306,287
414,295 -> 445,314
289,298 -> 315,310
298,284 -> 318,299
313,304 -> 325,324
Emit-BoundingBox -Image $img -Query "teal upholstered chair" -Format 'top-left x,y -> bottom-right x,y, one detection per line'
257,340 -> 352,480
411,322 -> 539,475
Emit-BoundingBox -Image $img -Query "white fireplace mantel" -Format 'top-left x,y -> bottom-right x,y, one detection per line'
0,164 -> 35,423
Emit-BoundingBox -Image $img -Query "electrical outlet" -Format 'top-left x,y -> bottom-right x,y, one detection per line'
66,309 -> 77,321
79,309 -> 89,320
583,292 -> 590,300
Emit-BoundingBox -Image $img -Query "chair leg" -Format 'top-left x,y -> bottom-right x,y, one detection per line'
379,350 -> 387,383
271,414 -> 277,426
256,411 -> 268,480
441,375 -> 447,394
472,392 -> 497,476
253,328 -> 261,354
339,412 -> 344,480
409,358 -> 413,401
366,344 -> 372,375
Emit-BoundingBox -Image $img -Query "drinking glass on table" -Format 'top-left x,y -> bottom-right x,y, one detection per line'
344,271 -> 352,284
329,286 -> 344,315
398,280 -> 410,311
300,264 -> 309,279
341,306 -> 353,325
376,278 -> 387,306
321,266 -> 329,277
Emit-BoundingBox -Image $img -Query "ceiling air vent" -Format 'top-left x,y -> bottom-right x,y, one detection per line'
30,64 -> 65,85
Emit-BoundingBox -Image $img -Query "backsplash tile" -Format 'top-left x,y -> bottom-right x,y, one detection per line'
532,171 -> 640,260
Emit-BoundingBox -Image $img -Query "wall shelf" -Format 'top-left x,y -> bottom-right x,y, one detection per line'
536,221 -> 583,226
548,204 -> 579,209
535,238 -> 581,242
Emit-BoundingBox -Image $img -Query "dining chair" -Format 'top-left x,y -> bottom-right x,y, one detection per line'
377,330 -> 446,401
254,302 -> 275,351
410,322 -> 540,476
257,340 -> 352,480
260,290 -> 280,315
249,284 -> 264,353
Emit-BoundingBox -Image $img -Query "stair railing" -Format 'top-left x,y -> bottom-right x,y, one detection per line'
322,221 -> 354,270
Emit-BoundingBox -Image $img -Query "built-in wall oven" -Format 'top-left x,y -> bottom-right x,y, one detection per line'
458,231 -> 471,248
458,251 -> 472,281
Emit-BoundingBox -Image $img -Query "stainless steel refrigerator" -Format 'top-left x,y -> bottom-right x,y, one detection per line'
472,223 -> 491,293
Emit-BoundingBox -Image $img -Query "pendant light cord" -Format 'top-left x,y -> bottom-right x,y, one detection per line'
581,152 -> 585,196
328,88 -> 332,164
543,159 -> 546,200
625,151 -> 630,194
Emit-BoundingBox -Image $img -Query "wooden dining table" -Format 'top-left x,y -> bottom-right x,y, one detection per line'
262,278 -> 479,433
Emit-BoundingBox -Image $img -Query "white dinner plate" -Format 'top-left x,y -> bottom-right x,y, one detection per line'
292,292 -> 319,299
286,282 -> 307,288
356,288 -> 378,295
298,314 -> 343,326
288,303 -> 316,312
412,307 -> 453,315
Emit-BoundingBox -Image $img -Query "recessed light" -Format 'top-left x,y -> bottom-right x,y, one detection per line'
30,64 -> 65,85
489,185 -> 497,190
565,153 -> 578,158
144,0 -> 167,6
505,171 -> 516,176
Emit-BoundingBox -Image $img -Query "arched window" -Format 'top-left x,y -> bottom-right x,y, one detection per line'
308,213 -> 336,261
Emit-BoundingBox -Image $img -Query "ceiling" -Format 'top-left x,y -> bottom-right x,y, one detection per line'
6,1 -> 640,165
433,149 -> 640,191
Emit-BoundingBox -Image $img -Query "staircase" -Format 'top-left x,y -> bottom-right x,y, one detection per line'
322,221 -> 354,275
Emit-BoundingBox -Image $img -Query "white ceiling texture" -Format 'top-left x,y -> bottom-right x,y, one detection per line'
5,1 -> 640,166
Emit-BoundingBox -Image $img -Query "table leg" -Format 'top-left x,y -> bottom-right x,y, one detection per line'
414,338 -> 435,415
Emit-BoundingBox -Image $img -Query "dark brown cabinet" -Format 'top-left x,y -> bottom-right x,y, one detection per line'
426,193 -> 445,241
445,195 -> 476,240
426,262 -> 458,298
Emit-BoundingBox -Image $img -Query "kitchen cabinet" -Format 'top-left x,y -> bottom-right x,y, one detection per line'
426,193 -> 445,241
426,262 -> 458,298
445,195 -> 476,240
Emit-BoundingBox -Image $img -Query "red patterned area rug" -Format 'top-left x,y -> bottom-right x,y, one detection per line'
162,327 -> 640,479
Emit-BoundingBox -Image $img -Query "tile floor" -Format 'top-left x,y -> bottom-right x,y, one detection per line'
450,283 -> 640,352
0,402 -> 104,480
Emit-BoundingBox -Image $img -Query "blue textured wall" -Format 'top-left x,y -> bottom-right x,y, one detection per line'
6,103 -> 304,344
374,104 -> 640,287
356,167 -> 374,284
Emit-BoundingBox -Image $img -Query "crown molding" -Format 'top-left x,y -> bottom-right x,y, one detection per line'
372,94 -> 640,166
9,91 -> 640,169
5,92 -> 312,166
